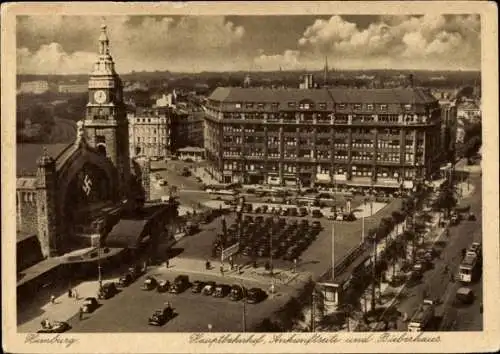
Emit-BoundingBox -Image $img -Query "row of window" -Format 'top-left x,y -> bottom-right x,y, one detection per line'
221,164 -> 418,178
230,102 -> 415,111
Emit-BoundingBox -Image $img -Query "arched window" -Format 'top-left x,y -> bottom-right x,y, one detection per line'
97,144 -> 107,156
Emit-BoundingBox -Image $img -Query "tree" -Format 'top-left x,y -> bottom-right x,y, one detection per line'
434,187 -> 457,218
463,135 -> 481,160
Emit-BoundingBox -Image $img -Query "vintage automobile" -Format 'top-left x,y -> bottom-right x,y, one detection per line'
169,275 -> 190,294
467,213 -> 476,221
454,287 -> 475,306
118,273 -> 133,287
38,320 -> 71,333
191,280 -> 205,294
246,288 -> 267,304
81,297 -> 99,313
201,281 -> 217,296
97,282 -> 118,300
148,306 -> 174,326
213,284 -> 231,298
229,285 -> 246,301
157,280 -> 171,293
142,277 -> 158,291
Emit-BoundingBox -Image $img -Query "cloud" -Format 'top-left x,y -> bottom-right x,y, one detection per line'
254,14 -> 481,71
17,16 -> 245,74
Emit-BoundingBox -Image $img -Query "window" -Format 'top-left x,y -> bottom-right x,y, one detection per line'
246,103 -> 253,108
338,104 -> 346,110
257,103 -> 264,109
379,104 -> 388,111
354,104 -> 361,110
404,104 -> 412,111
272,102 -> 279,109
367,104 -> 374,110
319,103 -> 327,110
288,102 -> 295,108
235,103 -> 241,109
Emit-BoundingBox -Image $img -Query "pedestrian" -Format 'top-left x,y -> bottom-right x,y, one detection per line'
50,295 -> 56,304
68,288 -> 73,298
73,289 -> 79,300
165,258 -> 170,268
229,256 -> 234,270
461,248 -> 467,259
402,311 -> 408,322
293,258 -> 298,273
205,260 -> 211,270
220,265 -> 224,276
79,307 -> 84,321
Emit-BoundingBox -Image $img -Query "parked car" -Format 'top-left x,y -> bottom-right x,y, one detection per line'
229,285 -> 246,301
157,280 -> 171,293
213,284 -> 231,298
312,209 -> 323,218
118,273 -> 133,287
38,320 -> 71,333
343,212 -> 357,221
454,287 -> 475,305
298,207 -> 308,217
81,297 -> 99,313
467,213 -> 476,221
246,288 -> 267,304
148,306 -> 174,326
201,281 -> 217,296
169,275 -> 190,294
97,282 -> 118,300
191,280 -> 205,294
141,277 -> 158,291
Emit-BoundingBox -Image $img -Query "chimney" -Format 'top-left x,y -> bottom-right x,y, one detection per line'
301,73 -> 314,89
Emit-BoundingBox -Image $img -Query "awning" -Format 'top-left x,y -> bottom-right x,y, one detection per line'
105,219 -> 149,248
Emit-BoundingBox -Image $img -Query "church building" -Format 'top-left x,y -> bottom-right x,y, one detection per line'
16,25 -> 158,261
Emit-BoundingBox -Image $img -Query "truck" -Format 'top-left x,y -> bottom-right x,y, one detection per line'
407,299 -> 435,332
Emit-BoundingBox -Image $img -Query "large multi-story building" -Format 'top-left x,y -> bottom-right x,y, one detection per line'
440,102 -> 458,160
171,108 -> 204,151
204,86 -> 441,190
128,107 -> 171,159
18,80 -> 50,95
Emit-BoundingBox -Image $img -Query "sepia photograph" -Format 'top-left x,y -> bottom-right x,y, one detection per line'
2,2 -> 499,353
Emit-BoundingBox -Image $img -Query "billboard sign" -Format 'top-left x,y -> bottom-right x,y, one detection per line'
221,242 -> 240,260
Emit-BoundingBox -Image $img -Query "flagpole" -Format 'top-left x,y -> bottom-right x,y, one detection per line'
362,216 -> 365,243
331,223 -> 335,281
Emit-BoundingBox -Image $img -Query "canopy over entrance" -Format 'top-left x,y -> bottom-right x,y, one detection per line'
105,219 -> 149,248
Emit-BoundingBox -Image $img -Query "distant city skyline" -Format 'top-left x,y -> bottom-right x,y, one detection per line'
17,14 -> 481,75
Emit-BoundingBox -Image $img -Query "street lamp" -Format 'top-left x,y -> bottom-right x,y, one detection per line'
240,281 -> 247,332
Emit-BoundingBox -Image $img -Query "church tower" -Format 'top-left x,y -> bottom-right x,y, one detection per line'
84,24 -> 130,198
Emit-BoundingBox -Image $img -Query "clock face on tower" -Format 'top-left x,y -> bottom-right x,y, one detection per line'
94,90 -> 107,104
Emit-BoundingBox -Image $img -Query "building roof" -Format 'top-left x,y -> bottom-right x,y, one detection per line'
105,219 -> 148,248
17,177 -> 37,190
17,143 -> 72,176
178,146 -> 205,153
17,230 -> 37,243
208,87 -> 437,105
209,87 -> 333,104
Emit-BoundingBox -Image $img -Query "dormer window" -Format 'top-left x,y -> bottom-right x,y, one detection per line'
319,103 -> 327,110
288,102 -> 295,108
272,102 -> 279,109
354,104 -> 362,110
246,103 -> 253,108
257,103 -> 264,109
367,104 -> 374,110
404,104 -> 412,111
338,104 -> 346,110
379,104 -> 388,110
235,103 -> 241,109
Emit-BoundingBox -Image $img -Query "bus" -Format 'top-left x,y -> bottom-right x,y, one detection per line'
458,251 -> 479,283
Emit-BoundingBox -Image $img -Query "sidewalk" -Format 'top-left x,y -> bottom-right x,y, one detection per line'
191,166 -> 220,186
344,210 -> 447,331
155,256 -> 310,290
18,277 -> 120,333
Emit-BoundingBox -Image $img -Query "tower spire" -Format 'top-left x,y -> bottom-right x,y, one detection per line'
324,56 -> 329,87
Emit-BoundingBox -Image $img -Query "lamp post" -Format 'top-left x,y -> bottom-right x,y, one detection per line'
97,237 -> 103,290
240,281 -> 247,332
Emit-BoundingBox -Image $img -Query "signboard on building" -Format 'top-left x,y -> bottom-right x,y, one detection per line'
221,242 -> 240,260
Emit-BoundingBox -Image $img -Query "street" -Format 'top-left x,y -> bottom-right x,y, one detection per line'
67,268 -> 292,332
394,172 -> 483,331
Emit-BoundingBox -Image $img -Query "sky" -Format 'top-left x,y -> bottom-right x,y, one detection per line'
16,14 -> 481,75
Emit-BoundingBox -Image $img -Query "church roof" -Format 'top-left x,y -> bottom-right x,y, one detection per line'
17,143 -> 72,176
